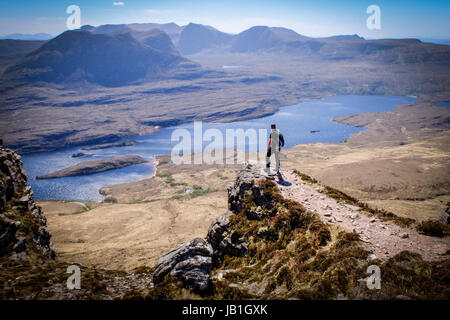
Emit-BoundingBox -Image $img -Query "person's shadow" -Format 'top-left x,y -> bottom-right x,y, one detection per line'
276,171 -> 292,186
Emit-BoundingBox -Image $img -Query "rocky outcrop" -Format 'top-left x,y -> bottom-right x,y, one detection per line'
207,211 -> 247,266
153,238 -> 213,293
0,147 -> 54,259
153,165 -> 266,291
36,155 -> 147,179
207,211 -> 233,251
227,166 -> 273,214
0,214 -> 22,256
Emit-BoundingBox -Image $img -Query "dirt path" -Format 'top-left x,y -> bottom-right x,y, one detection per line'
275,169 -> 449,261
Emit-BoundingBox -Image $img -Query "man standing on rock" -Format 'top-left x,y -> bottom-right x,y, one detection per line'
265,124 -> 284,176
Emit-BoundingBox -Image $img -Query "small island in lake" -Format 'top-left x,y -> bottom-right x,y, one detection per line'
36,155 -> 147,179
71,152 -> 87,158
81,140 -> 137,151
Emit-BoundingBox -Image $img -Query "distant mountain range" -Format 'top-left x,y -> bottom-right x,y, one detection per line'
0,39 -> 47,74
1,22 -> 449,87
172,24 -> 449,64
3,27 -> 199,86
0,33 -> 54,40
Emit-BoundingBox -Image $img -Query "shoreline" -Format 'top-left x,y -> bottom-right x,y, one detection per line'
0,92 -> 344,155
26,96 -> 440,202
11,93 -> 422,156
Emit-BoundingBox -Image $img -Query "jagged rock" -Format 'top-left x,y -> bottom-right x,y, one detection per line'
207,210 -> 233,251
153,238 -> 213,293
217,235 -> 247,259
438,206 -> 449,225
227,166 -> 270,214
0,214 -> 21,255
153,166 -> 264,292
0,147 -> 55,258
207,211 -> 248,265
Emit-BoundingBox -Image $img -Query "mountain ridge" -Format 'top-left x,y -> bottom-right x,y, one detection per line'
0,33 -> 54,40
3,28 -> 198,86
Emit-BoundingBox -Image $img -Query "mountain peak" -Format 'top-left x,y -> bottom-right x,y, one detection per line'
177,22 -> 232,55
230,25 -> 306,52
4,28 -> 190,86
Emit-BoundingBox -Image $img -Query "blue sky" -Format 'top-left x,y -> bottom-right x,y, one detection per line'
1,0 -> 449,38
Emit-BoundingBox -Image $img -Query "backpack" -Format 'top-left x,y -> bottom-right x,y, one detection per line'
279,133 -> 285,148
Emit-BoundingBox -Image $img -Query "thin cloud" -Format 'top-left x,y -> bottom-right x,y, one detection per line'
113,2 -> 125,6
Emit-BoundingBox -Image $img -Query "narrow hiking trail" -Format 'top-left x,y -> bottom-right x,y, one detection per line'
275,169 -> 449,261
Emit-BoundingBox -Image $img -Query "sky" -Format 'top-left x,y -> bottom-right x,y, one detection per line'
0,0 -> 449,39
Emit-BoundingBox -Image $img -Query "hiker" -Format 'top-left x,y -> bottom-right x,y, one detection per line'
266,124 -> 284,176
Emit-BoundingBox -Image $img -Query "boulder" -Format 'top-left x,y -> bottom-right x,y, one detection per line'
207,208 -> 251,267
207,210 -> 233,250
153,238 -> 213,293
227,166 -> 271,214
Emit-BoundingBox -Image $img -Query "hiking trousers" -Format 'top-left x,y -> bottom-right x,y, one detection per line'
266,147 -> 280,173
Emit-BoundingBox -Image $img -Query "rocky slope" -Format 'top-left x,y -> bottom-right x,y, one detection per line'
1,147 -> 449,299
278,170 -> 449,261
0,146 -> 54,259
0,147 -> 155,299
149,164 -> 450,299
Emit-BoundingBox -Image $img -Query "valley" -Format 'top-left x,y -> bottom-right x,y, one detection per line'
35,99 -> 450,271
0,19 -> 449,300
0,23 -> 449,154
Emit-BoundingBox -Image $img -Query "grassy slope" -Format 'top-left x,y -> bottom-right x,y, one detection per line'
146,176 -> 450,300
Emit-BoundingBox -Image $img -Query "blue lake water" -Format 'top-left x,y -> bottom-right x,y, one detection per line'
436,101 -> 450,109
22,95 -> 417,201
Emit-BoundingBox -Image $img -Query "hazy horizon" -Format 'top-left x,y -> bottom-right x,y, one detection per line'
1,22 -> 450,44
1,0 -> 449,39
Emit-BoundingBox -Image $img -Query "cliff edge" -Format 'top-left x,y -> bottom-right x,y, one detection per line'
0,146 -> 54,259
